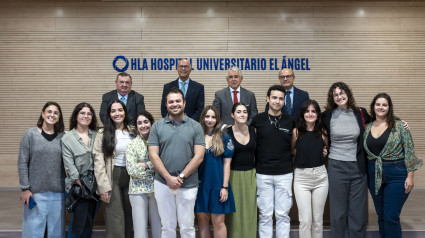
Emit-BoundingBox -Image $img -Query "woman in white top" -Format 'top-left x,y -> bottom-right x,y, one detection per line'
93,100 -> 135,238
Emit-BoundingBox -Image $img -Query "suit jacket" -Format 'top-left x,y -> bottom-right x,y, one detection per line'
99,90 -> 145,125
161,78 -> 205,122
265,86 -> 309,120
213,87 -> 258,125
322,107 -> 370,175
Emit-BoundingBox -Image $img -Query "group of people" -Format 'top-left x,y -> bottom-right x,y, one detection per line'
18,58 -> 421,238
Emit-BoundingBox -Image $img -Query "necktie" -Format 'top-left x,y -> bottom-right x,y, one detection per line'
180,82 -> 187,98
285,90 -> 292,115
120,96 -> 126,105
233,90 -> 238,104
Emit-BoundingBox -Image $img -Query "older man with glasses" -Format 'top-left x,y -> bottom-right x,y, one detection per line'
265,68 -> 309,120
161,59 -> 205,122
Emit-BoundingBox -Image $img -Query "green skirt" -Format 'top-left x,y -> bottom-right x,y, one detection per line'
225,169 -> 257,238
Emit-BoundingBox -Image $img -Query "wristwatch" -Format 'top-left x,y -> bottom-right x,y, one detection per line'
179,173 -> 185,180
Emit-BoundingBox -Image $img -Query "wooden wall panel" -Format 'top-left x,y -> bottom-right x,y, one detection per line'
0,0 -> 424,190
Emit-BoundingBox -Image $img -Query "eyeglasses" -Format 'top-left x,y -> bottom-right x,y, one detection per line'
178,65 -> 190,69
333,92 -> 346,98
79,111 -> 93,117
45,110 -> 60,116
279,75 -> 293,79
228,75 -> 239,79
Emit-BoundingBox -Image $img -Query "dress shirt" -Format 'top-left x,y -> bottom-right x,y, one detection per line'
229,86 -> 241,103
117,93 -> 129,104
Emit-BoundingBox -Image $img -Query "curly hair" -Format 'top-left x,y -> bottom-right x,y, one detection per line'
325,81 -> 358,111
369,93 -> 399,131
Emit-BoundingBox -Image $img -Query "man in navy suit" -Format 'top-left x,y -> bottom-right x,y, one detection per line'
265,68 -> 309,120
99,72 -> 145,125
213,67 -> 257,126
161,59 -> 205,122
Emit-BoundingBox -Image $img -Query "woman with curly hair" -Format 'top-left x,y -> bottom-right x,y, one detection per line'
322,82 -> 370,238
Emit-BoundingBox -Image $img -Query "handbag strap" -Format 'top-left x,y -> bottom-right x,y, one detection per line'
359,107 -> 365,130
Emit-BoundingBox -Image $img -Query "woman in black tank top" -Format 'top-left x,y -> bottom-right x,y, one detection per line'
225,103 -> 257,238
291,100 -> 329,238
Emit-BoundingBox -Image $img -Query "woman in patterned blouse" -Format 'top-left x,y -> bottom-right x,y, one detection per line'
363,93 -> 422,238
126,111 -> 161,238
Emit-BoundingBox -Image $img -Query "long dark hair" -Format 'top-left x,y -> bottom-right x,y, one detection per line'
102,100 -> 129,157
325,82 -> 358,111
69,102 -> 98,130
370,93 -> 399,131
296,100 -> 327,142
37,101 -> 65,133
132,111 -> 155,136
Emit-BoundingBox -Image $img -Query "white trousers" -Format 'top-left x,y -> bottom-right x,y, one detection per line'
257,173 -> 293,238
154,180 -> 198,238
294,165 -> 329,238
129,193 -> 162,238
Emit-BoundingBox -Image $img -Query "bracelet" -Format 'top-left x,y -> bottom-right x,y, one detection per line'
221,186 -> 228,190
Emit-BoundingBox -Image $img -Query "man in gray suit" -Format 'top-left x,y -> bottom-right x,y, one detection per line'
213,67 -> 258,126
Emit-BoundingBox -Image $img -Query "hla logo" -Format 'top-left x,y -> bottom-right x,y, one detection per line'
113,55 -> 311,72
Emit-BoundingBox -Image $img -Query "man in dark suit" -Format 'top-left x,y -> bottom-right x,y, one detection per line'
213,67 -> 258,126
265,68 -> 309,120
161,59 -> 204,122
99,72 -> 145,125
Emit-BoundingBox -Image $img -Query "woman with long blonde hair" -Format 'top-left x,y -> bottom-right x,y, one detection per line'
195,105 -> 235,238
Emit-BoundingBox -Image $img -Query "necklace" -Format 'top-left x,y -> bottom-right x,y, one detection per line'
268,113 -> 282,129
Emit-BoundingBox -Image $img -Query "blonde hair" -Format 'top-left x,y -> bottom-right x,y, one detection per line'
200,106 -> 224,156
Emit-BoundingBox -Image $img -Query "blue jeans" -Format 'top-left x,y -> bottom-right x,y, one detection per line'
22,192 -> 65,238
67,199 -> 101,238
368,160 -> 409,238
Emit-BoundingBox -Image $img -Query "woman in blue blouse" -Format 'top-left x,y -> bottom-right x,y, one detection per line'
195,105 -> 235,238
364,93 -> 422,238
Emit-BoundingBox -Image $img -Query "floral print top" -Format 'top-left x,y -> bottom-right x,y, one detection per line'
126,135 -> 155,194
363,120 -> 422,194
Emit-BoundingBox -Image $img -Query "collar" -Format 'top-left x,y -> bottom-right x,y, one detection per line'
70,128 -> 94,142
228,86 -> 241,93
285,86 -> 294,94
165,114 -> 189,125
178,78 -> 190,85
117,92 -> 129,100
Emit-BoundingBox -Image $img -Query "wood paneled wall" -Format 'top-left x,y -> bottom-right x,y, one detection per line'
1,0 -> 424,188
